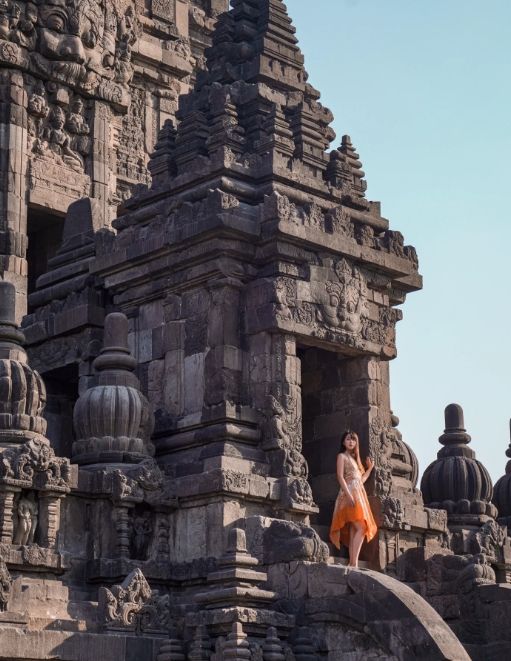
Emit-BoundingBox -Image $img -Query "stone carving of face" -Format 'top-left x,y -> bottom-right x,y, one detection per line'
30,0 -> 134,94
49,105 -> 65,130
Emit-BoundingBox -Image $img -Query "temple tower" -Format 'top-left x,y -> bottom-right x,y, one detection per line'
25,0 -> 442,568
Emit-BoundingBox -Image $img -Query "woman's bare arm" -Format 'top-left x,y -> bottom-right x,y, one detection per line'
361,456 -> 375,484
337,454 -> 355,506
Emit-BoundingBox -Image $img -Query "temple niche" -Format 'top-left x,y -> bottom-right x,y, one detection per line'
0,1 -> 510,661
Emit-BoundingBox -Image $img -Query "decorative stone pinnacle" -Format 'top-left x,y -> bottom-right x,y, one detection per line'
72,312 -> 154,466
492,419 -> 511,520
196,526 -> 275,608
204,0 -> 305,90
149,118 -> 177,188
421,402 -> 496,522
263,627 -> 286,661
0,281 -> 48,445
93,313 -> 137,385
439,403 -> 471,446
220,527 -> 258,568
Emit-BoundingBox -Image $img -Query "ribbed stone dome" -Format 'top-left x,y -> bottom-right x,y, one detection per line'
0,281 -> 47,443
421,403 -> 497,522
73,385 -> 147,446
72,312 -> 154,465
389,413 -> 419,489
492,420 -> 511,522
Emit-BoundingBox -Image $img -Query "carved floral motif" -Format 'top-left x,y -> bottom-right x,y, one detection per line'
265,392 -> 301,452
219,470 -> 248,492
0,438 -> 72,492
0,558 -> 11,612
100,568 -> 151,627
99,568 -> 171,633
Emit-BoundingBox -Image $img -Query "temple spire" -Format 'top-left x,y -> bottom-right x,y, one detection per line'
203,0 -> 307,92
145,0 -> 337,192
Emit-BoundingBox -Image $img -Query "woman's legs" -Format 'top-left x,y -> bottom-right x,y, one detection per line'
348,523 -> 354,562
348,521 -> 366,567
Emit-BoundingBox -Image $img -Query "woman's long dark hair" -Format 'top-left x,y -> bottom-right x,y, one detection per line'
339,430 -> 364,472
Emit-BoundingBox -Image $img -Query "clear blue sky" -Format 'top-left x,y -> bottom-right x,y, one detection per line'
289,0 -> 511,483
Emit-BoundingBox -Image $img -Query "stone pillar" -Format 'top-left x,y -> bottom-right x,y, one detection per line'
38,493 -> 62,549
0,71 -> 28,321
91,102 -> 111,224
157,514 -> 170,563
114,505 -> 131,559
248,331 -> 315,517
0,490 -> 16,544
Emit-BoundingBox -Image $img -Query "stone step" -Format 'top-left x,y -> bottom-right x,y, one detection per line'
327,556 -> 372,570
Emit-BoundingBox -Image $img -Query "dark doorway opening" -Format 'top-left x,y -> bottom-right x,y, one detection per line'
43,364 -> 79,459
27,207 -> 65,302
298,346 -> 353,541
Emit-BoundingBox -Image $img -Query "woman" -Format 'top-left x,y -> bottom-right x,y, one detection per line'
329,430 -> 377,567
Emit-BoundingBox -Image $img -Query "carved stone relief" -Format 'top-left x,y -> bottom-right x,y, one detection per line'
99,567 -> 171,633
0,0 -> 140,106
271,259 -> 372,348
115,86 -> 151,192
130,507 -> 153,560
264,391 -> 302,452
316,258 -> 368,334
12,491 -> 38,545
99,567 -> 151,628
27,78 -> 91,171
0,438 -> 72,492
0,559 -> 11,612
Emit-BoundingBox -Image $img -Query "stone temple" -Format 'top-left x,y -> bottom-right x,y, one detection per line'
0,1 -> 510,659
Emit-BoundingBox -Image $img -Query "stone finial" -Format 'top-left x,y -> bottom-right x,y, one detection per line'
222,622 -> 251,661
492,419 -> 511,522
420,404 -> 496,524
196,527 -> 275,608
155,0 -> 335,183
188,625 -> 212,661
263,627 -> 285,661
157,631 -> 186,661
439,403 -> 471,446
93,312 -> 137,380
327,135 -> 367,202
149,119 -> 178,189
204,0 -> 304,90
0,281 -> 48,445
291,628 -> 318,661
72,312 -> 154,466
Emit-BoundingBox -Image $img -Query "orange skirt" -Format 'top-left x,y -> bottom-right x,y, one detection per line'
329,480 -> 377,550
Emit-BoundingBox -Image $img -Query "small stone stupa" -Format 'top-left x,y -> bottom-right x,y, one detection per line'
421,403 -> 497,525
